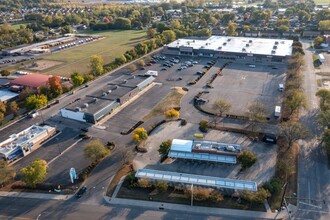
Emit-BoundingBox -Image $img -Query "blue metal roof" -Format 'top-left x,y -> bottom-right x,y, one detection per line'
136,169 -> 257,191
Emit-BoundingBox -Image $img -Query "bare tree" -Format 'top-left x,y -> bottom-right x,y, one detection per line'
212,99 -> 231,127
279,121 -> 310,148
247,102 -> 267,132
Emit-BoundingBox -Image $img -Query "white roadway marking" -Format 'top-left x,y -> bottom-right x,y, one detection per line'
308,180 -> 311,204
297,208 -> 330,214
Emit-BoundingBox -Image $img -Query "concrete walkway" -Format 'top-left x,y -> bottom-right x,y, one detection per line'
104,196 -> 288,220
0,191 -> 72,200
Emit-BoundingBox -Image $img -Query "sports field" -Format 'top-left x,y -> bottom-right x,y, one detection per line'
40,30 -> 146,76
314,0 -> 330,5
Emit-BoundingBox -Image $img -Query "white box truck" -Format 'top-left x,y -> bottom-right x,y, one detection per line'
274,106 -> 281,117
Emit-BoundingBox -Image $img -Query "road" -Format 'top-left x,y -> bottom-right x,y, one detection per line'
294,41 -> 330,220
0,197 -> 268,220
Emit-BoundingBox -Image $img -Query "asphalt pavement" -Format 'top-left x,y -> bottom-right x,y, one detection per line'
294,41 -> 330,220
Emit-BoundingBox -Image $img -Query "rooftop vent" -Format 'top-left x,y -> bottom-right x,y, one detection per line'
218,46 -> 222,49
273,45 -> 277,49
108,90 -> 112,94
271,50 -> 276,54
113,85 -> 118,89
275,41 -> 279,45
249,39 -> 253,43
93,98 -> 97,102
75,107 -> 81,112
246,44 -> 249,47
227,38 -> 231,41
242,48 -> 246,52
102,92 -> 107,96
223,42 -> 227,46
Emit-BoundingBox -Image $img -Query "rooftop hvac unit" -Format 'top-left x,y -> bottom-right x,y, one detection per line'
83,103 -> 89,108
271,50 -> 276,54
249,39 -> 253,43
218,46 -> 222,49
275,41 -> 279,45
242,48 -> 246,51
93,98 -> 97,102
223,42 -> 227,46
246,44 -> 249,47
75,107 -> 81,112
227,38 -> 231,41
273,45 -> 277,49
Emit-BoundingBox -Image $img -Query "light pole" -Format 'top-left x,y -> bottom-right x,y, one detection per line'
36,214 -> 41,220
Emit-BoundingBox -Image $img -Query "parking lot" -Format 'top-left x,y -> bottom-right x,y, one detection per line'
134,121 -> 277,185
201,63 -> 286,119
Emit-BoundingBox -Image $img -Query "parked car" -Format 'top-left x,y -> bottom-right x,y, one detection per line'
75,186 -> 87,198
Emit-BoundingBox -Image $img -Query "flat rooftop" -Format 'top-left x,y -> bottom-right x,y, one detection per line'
108,75 -> 152,88
167,36 -> 293,57
171,139 -> 241,156
0,89 -> 19,102
136,169 -> 257,191
66,96 -> 117,114
0,125 -> 53,156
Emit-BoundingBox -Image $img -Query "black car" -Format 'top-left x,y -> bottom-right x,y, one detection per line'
75,186 -> 87,198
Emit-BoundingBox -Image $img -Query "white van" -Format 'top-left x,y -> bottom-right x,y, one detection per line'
144,70 -> 158,77
274,106 -> 281,117
249,64 -> 256,68
278,84 -> 284,92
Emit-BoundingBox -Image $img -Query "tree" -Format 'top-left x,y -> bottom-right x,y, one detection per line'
226,21 -> 238,36
263,178 -> 281,194
0,160 -> 16,185
128,64 -> 137,72
318,110 -> 330,128
114,55 -> 127,65
137,59 -> 145,67
84,139 -> 110,161
70,72 -> 84,87
284,90 -> 307,117
158,140 -> 172,158
155,181 -> 168,192
147,28 -> 157,38
25,94 -> 48,110
212,99 -> 231,117
48,76 -> 62,98
319,20 -> 330,31
247,102 -> 267,131
316,89 -> 330,111
9,101 -> 19,116
277,24 -> 289,33
89,55 -> 104,76
132,127 -> 148,143
162,30 -> 176,44
19,87 -> 35,101
164,109 -> 180,120
135,43 -> 148,55
0,70 -> 10,77
314,36 -> 324,48
0,101 -> 6,117
199,120 -> 209,132
114,17 -> 131,30
21,159 -> 48,188
241,188 -> 270,204
279,121 -> 310,148
238,150 -> 257,169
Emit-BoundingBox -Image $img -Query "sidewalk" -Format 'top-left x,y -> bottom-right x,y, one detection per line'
104,196 -> 288,220
0,191 -> 72,200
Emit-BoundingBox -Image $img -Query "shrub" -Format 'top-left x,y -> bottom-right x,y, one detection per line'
238,150 -> 257,169
199,120 -> 209,132
138,178 -> 151,188
209,190 -> 224,202
263,178 -> 282,194
155,181 -> 168,193
158,140 -> 172,158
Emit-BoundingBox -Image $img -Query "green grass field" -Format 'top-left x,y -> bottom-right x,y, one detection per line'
39,30 -> 146,76
9,22 -> 31,30
314,0 -> 330,5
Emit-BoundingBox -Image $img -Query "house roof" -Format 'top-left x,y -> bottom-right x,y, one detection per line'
10,74 -> 51,88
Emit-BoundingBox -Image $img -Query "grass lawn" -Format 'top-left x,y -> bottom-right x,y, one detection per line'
144,87 -> 187,120
314,0 -> 330,5
9,22 -> 31,30
35,30 -> 146,77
